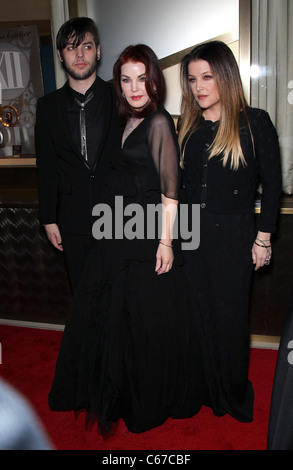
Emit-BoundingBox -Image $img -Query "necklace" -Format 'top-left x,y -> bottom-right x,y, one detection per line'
122,117 -> 137,145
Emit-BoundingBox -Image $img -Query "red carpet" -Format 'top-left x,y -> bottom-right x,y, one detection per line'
0,324 -> 278,451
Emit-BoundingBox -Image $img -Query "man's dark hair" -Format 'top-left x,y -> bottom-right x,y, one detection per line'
56,17 -> 100,52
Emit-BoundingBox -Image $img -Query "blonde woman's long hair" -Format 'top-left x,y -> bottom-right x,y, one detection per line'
179,41 -> 250,170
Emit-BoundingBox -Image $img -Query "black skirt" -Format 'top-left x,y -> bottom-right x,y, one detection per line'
183,211 -> 255,422
48,235 -> 204,433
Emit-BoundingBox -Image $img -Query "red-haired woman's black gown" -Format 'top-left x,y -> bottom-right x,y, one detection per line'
48,108 -> 204,433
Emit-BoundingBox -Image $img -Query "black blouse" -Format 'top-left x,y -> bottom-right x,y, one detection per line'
120,108 -> 180,201
181,107 -> 282,233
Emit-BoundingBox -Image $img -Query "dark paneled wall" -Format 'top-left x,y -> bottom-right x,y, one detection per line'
249,213 -> 293,335
0,206 -> 71,325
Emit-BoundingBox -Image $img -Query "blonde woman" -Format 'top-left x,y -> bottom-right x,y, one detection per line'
179,41 -> 282,422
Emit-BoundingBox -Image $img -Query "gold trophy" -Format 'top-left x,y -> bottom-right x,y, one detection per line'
0,105 -> 19,127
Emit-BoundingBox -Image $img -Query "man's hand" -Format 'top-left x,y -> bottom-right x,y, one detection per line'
44,223 -> 63,251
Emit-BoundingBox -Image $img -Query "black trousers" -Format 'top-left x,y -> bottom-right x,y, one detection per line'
61,232 -> 95,293
267,286 -> 293,450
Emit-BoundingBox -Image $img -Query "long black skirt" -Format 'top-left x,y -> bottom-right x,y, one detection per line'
48,238 -> 204,434
183,212 -> 255,422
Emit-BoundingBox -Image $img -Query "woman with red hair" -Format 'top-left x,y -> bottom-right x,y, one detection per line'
48,44 -> 203,434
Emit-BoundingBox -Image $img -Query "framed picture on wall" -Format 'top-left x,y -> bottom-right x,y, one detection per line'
0,25 -> 44,163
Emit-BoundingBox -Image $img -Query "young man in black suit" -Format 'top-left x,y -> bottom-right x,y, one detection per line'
35,17 -> 121,292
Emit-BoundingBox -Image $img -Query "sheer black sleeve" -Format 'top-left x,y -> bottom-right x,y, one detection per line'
148,110 -> 180,200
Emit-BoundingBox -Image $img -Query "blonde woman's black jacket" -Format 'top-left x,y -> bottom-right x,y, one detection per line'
181,107 -> 282,233
35,77 -> 121,236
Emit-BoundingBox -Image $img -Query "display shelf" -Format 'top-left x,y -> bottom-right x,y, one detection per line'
0,157 -> 36,167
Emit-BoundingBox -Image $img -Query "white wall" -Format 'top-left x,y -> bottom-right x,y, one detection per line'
86,0 -> 239,81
